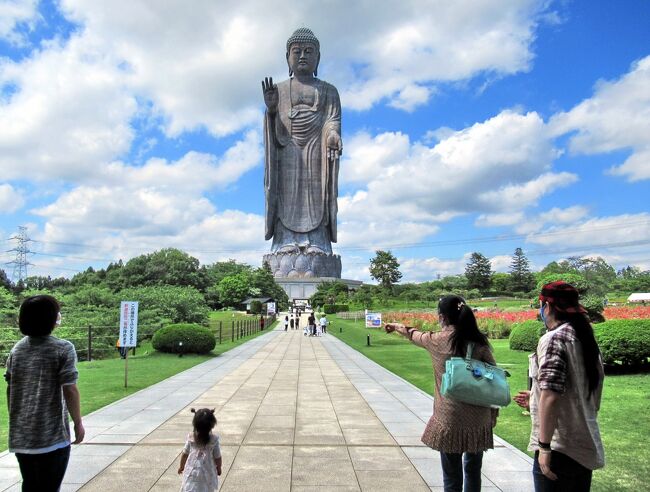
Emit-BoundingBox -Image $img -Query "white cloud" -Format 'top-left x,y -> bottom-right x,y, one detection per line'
0,183 -> 25,213
476,212 -> 525,227
525,213 -> 650,250
550,56 -> 650,182
0,35 -> 137,181
0,0 -> 39,45
490,255 -> 512,273
399,254 -> 471,283
336,110 -> 562,249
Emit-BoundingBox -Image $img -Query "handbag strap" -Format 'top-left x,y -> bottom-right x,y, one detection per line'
465,342 -> 474,361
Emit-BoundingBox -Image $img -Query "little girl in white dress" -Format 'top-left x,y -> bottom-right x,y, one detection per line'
178,408 -> 222,491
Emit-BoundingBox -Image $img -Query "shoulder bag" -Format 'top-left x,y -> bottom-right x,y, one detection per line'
440,342 -> 511,408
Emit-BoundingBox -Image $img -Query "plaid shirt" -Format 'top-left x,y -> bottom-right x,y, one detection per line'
537,322 -> 575,393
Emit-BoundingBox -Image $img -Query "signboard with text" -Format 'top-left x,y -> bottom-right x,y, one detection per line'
365,312 -> 382,328
267,302 -> 276,315
119,301 -> 139,347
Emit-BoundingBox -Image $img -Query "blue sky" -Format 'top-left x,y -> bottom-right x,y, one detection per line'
0,0 -> 649,283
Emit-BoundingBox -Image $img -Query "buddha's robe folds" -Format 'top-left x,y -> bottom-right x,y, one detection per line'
264,78 -> 341,250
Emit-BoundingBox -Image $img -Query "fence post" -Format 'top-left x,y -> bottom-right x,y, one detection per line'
219,322 -> 222,345
231,321 -> 234,341
87,325 -> 92,362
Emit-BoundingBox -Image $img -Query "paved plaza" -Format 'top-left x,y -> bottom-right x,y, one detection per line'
0,317 -> 533,491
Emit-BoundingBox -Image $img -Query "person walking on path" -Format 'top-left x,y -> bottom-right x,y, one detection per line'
290,316 -> 295,330
284,315 -> 289,332
4,295 -> 85,492
308,313 -> 317,336
319,314 -> 328,334
178,408 -> 222,492
514,281 -> 604,491
385,295 -> 498,492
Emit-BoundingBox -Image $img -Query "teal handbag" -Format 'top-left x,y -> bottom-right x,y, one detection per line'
440,342 -> 511,408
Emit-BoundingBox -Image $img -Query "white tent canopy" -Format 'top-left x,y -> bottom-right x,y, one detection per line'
627,293 -> 650,302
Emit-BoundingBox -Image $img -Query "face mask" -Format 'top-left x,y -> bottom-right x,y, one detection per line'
55,312 -> 62,326
539,305 -> 547,327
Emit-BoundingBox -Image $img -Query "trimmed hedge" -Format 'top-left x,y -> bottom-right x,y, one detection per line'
509,318 -> 650,369
509,320 -> 544,351
594,319 -> 650,367
324,304 -> 349,314
152,323 -> 215,354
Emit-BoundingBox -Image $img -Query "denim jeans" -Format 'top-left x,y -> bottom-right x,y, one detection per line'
16,445 -> 70,492
440,451 -> 483,492
533,450 -> 593,492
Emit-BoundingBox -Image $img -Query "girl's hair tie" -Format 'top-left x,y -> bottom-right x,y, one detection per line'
458,301 -> 465,311
190,408 -> 196,413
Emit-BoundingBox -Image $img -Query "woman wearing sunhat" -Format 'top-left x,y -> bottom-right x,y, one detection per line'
514,281 -> 605,491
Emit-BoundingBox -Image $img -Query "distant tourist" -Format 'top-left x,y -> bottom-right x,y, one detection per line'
284,315 -> 289,332
290,316 -> 295,330
319,314 -> 328,335
4,295 -> 85,491
260,315 -> 265,331
308,313 -> 317,336
178,408 -> 222,491
385,295 -> 498,492
514,281 -> 604,491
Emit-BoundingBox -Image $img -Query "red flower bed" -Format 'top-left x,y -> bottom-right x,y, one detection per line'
604,305 -> 650,319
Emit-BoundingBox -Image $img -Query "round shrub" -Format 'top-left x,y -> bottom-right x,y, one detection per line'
509,320 -> 544,351
152,323 -> 216,354
594,319 -> 650,367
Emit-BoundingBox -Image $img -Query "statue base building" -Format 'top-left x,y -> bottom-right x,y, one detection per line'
273,276 -> 363,303
263,250 -> 341,278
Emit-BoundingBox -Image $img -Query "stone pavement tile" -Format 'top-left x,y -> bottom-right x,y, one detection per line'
292,486 -> 360,492
354,469 -> 430,492
402,446 -> 437,460
293,446 -> 350,460
486,471 -> 535,491
230,445 -> 292,470
257,403 -> 296,416
408,458 -> 442,487
86,433 -> 146,444
251,414 -> 295,428
220,468 -> 291,492
341,427 -> 397,446
80,444 -> 179,491
63,453 -> 120,485
0,467 -> 22,491
348,446 -> 414,471
382,421 -> 427,437
482,447 -> 533,472
295,422 -> 345,446
393,435 -> 425,446
243,427 -> 295,445
291,457 -> 358,487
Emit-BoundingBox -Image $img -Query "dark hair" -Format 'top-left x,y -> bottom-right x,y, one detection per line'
191,408 -> 216,446
19,295 -> 60,336
438,295 -> 489,357
548,307 -> 602,397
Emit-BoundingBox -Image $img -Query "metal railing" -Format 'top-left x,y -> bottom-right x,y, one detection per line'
0,314 -> 276,366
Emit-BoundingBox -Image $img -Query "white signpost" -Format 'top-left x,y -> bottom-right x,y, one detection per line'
119,301 -> 139,388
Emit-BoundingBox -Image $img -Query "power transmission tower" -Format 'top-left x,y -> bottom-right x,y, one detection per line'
6,226 -> 32,284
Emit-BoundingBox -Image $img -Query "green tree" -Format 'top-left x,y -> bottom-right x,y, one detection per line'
352,286 -> 373,309
509,248 -> 536,293
0,269 -> 11,290
369,250 -> 402,291
119,248 -> 204,290
217,273 -> 251,308
491,272 -> 512,295
536,272 -> 589,294
465,252 -> 492,292
251,262 -> 289,309
119,285 -> 209,324
310,281 -> 349,307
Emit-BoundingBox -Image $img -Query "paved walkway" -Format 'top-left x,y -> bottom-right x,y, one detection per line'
0,319 -> 533,491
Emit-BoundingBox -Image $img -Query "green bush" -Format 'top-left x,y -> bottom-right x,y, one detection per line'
582,295 -> 605,323
152,323 -> 216,354
324,304 -> 349,314
509,320 -> 544,351
479,318 -> 512,339
594,319 -> 650,367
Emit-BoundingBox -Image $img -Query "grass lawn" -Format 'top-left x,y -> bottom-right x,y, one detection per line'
329,317 -> 649,492
1,322 -> 274,453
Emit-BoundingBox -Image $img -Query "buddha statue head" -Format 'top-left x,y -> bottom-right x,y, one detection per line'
286,27 -> 320,77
